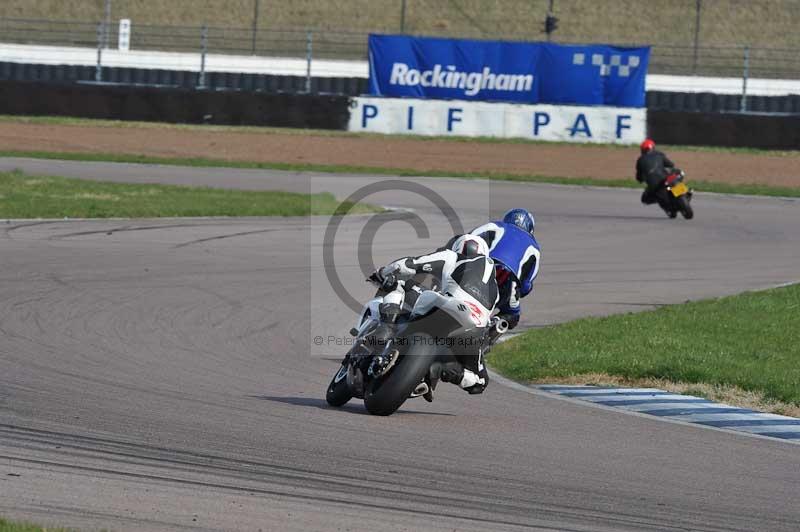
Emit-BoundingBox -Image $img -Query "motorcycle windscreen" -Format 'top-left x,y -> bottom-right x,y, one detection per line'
488,224 -> 539,296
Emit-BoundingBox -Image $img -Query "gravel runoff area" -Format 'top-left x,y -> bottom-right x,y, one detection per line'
1,121 -> 799,188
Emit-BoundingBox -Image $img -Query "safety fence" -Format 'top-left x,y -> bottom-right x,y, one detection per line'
2,17 -> 800,80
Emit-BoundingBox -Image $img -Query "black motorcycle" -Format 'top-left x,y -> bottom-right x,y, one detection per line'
661,168 -> 694,220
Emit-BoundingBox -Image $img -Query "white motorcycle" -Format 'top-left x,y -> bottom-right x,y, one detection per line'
325,273 -> 507,416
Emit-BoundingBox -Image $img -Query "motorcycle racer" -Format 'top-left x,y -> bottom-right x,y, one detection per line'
371,234 -> 498,395
445,208 -> 541,330
636,138 -> 676,211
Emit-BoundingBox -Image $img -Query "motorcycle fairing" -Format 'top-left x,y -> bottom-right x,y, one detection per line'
411,290 -> 490,330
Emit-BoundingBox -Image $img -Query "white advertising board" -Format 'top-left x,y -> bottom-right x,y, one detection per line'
348,97 -> 646,144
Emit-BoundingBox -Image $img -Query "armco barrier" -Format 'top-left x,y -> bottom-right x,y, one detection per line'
0,61 -> 369,95
648,110 -> 800,149
0,80 -> 351,128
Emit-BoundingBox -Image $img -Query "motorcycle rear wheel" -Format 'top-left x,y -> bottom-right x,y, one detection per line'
364,332 -> 436,416
325,363 -> 353,407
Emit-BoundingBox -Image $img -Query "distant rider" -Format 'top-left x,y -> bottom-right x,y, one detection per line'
372,234 -> 498,395
636,138 -> 675,210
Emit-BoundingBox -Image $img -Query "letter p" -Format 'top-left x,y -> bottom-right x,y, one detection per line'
362,104 -> 378,128
533,112 -> 550,136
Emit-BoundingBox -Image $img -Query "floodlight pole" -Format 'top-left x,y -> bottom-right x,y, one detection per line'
692,0 -> 702,74
251,0 -> 260,55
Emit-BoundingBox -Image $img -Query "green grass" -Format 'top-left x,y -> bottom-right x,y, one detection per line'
0,517 -> 75,532
0,169 -> 379,219
4,115 -> 800,158
488,284 -> 800,406
3,149 -> 798,199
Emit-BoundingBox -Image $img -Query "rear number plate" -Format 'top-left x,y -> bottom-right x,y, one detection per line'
671,182 -> 688,197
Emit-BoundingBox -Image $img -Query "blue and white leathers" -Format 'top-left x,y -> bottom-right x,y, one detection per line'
470,222 -> 541,320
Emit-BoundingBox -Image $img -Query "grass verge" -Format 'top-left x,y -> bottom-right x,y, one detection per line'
0,517 -> 74,532
488,284 -> 800,416
2,150 -> 799,199
0,169 -> 379,219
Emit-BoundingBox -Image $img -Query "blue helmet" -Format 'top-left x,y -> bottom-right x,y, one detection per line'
502,208 -> 535,235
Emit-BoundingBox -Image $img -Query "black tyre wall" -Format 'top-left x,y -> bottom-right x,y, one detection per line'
0,80 -> 351,129
648,110 -> 800,149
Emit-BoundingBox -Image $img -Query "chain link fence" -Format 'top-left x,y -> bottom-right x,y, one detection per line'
3,15 -> 799,80
2,0 -> 800,48
1,0 -> 799,105
3,0 -> 800,78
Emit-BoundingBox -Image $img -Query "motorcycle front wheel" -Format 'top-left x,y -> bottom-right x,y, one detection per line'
363,332 -> 436,416
677,195 -> 694,220
325,363 -> 353,407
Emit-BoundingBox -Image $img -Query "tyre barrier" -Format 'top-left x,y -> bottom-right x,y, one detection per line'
0,79 -> 351,129
648,109 -> 800,149
1,74 -> 799,148
2,61 -> 799,115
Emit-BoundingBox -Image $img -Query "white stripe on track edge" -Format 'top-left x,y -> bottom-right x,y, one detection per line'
488,370 -> 800,446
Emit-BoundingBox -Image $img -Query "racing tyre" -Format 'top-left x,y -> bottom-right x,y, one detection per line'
326,363 -> 353,407
677,196 -> 694,220
364,332 -> 436,416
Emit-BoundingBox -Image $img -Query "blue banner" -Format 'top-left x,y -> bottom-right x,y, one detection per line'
368,34 -> 650,107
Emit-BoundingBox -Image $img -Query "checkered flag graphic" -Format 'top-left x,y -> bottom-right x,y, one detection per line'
572,53 -> 641,77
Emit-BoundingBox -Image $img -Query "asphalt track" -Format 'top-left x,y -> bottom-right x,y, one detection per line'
1,158 -> 799,531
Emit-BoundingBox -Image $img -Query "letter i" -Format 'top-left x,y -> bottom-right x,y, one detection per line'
407,106 -> 414,130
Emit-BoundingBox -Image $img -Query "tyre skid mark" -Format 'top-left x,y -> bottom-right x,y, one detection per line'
0,424 -> 725,532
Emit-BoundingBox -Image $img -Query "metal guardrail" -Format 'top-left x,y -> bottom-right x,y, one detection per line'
3,16 -> 800,77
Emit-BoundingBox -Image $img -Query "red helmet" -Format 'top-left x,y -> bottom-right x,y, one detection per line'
640,138 -> 656,153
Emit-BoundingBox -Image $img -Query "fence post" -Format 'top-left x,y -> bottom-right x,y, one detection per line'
95,22 -> 103,82
692,0 -> 702,74
740,45 -> 750,113
199,24 -> 208,89
251,0 -> 260,55
400,0 -> 407,33
305,29 -> 313,93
